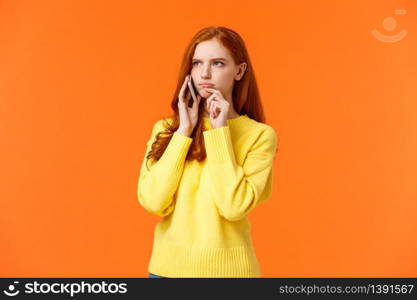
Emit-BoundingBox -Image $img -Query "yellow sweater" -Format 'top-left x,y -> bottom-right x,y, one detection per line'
137,114 -> 278,278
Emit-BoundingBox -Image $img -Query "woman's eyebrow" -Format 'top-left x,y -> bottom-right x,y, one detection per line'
192,57 -> 227,61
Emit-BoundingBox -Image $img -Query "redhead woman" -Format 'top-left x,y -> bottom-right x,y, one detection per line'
137,26 -> 278,278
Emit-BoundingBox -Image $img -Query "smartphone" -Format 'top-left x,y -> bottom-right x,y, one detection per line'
187,76 -> 198,108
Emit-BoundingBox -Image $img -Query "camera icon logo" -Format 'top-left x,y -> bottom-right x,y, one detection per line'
371,9 -> 408,43
3,281 -> 20,297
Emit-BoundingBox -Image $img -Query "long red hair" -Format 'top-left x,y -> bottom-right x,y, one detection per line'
146,26 -> 266,169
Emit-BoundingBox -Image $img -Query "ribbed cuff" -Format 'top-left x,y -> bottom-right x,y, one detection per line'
158,132 -> 193,171
203,126 -> 237,164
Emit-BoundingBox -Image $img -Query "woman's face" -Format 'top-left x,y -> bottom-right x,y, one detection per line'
191,38 -> 246,102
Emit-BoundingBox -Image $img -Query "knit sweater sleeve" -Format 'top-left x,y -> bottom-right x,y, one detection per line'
203,125 -> 278,221
137,119 -> 193,217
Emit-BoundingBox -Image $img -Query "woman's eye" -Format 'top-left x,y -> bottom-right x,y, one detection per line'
192,61 -> 224,66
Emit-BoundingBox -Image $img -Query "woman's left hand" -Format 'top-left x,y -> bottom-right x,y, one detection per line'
204,87 -> 229,129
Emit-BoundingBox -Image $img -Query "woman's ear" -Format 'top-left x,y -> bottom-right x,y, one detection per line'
234,62 -> 247,81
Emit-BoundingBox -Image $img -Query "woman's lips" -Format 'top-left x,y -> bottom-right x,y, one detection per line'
199,83 -> 214,88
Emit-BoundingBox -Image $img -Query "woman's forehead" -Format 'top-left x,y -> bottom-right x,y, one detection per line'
193,39 -> 231,60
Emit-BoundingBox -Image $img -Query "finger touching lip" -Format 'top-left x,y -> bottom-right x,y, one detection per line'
200,88 -> 213,95
202,87 -> 216,92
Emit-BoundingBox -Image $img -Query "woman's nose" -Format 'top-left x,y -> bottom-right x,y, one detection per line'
201,65 -> 211,78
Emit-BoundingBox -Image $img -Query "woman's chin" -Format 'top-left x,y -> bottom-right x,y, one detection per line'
199,90 -> 212,98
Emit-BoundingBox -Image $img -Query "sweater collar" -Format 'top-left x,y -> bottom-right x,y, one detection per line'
202,114 -> 249,130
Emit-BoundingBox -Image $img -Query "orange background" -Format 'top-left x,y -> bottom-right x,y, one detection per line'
1,0 -> 416,277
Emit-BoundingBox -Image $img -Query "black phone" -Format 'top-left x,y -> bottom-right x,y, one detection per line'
187,76 -> 198,108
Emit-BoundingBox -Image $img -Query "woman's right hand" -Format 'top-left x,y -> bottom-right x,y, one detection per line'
176,74 -> 201,137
